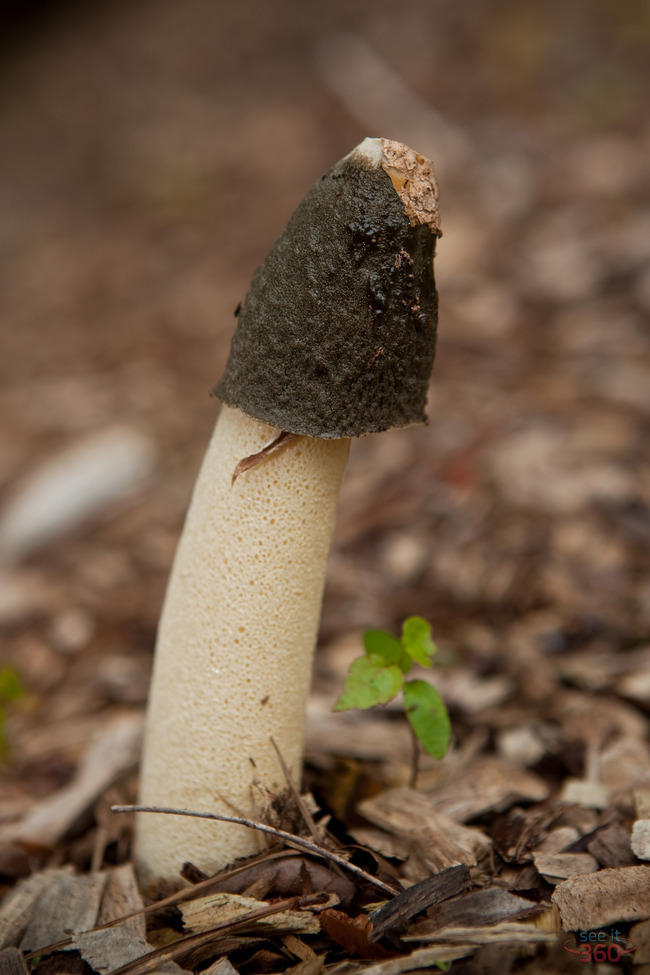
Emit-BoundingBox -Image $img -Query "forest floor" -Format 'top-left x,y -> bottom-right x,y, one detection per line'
0,1 -> 649,972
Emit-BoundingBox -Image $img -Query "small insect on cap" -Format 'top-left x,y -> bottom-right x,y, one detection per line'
213,138 -> 441,438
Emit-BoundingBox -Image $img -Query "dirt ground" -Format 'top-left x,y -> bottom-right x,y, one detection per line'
0,1 -> 649,972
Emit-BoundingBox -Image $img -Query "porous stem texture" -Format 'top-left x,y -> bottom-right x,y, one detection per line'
136,405 -> 349,882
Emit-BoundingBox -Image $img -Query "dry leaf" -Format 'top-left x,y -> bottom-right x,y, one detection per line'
320,910 -> 389,960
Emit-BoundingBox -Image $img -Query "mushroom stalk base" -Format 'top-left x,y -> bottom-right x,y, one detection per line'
136,405 -> 349,882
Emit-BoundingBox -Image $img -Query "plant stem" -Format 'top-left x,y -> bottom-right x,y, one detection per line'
408,720 -> 421,789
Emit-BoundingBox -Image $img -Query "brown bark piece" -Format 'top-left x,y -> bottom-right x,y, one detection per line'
406,921 -> 556,946
600,739 -> 650,792
406,888 -> 543,937
560,779 -> 611,809
552,865 -> 650,930
201,959 -> 240,975
630,918 -> 650,964
0,868 -> 72,949
286,957 -> 323,975
4,715 -> 142,849
97,863 -> 146,939
632,821 -> 650,860
19,872 -> 106,952
533,851 -> 598,883
76,928 -> 190,974
369,866 -> 470,941
587,821 -> 635,867
0,948 -> 28,975
424,758 -> 548,821
358,788 -> 491,869
180,892 -> 320,934
536,826 -> 580,854
637,790 -> 650,818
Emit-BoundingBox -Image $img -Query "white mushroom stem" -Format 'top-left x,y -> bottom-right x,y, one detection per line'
136,405 -> 349,882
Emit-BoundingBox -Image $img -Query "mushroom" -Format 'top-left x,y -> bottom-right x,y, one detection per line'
136,137 -> 441,882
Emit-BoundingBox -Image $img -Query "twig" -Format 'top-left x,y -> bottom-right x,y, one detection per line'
111,804 -> 400,896
270,735 -> 323,843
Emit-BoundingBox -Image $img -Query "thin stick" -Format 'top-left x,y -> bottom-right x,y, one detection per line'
111,804 -> 399,896
269,735 -> 322,843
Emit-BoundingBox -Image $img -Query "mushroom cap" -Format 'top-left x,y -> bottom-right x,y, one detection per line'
213,138 -> 441,438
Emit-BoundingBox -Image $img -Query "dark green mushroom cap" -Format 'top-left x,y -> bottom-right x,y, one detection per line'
213,138 -> 441,438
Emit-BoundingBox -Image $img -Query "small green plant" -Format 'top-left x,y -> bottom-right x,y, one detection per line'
0,666 -> 24,761
333,616 -> 451,783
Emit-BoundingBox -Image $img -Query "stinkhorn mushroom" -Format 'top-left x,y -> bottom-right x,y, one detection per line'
136,137 -> 441,882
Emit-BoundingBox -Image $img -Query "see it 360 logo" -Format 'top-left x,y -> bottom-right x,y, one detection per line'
562,929 -> 636,964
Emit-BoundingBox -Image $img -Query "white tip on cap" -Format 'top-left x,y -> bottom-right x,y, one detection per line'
346,137 -> 383,167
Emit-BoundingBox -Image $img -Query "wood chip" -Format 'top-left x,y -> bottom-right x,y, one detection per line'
20,872 -> 106,952
587,821 -> 635,867
368,866 -> 470,940
283,934 -> 317,963
600,739 -> 650,792
636,790 -> 650,819
536,826 -> 580,855
490,807 -> 550,862
0,948 -> 28,975
532,852 -> 598,883
632,821 -> 650,860
404,888 -> 543,937
215,852 -> 355,905
0,868 -> 72,949
358,788 -> 491,870
348,826 -> 410,861
286,956 -> 323,975
3,714 -> 142,849
630,918 -> 650,964
496,726 -> 546,766
618,668 -> 650,703
423,758 -> 549,821
97,863 -> 146,939
201,958 -> 240,975
552,866 -> 650,930
180,892 -> 320,935
76,928 -> 189,974
559,778 -> 611,809
405,920 -> 557,945
0,427 -> 156,564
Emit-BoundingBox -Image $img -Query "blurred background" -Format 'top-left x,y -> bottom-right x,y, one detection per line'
0,0 -> 649,845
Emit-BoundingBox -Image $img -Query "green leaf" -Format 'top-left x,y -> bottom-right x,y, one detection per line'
364,629 -> 411,673
0,667 -> 22,703
403,679 -> 451,759
333,656 -> 403,711
401,616 -> 436,668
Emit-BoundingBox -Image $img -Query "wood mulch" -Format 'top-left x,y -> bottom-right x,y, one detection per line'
1,0 -> 649,972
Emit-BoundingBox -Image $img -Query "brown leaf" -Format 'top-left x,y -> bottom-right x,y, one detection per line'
320,910 -> 390,959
